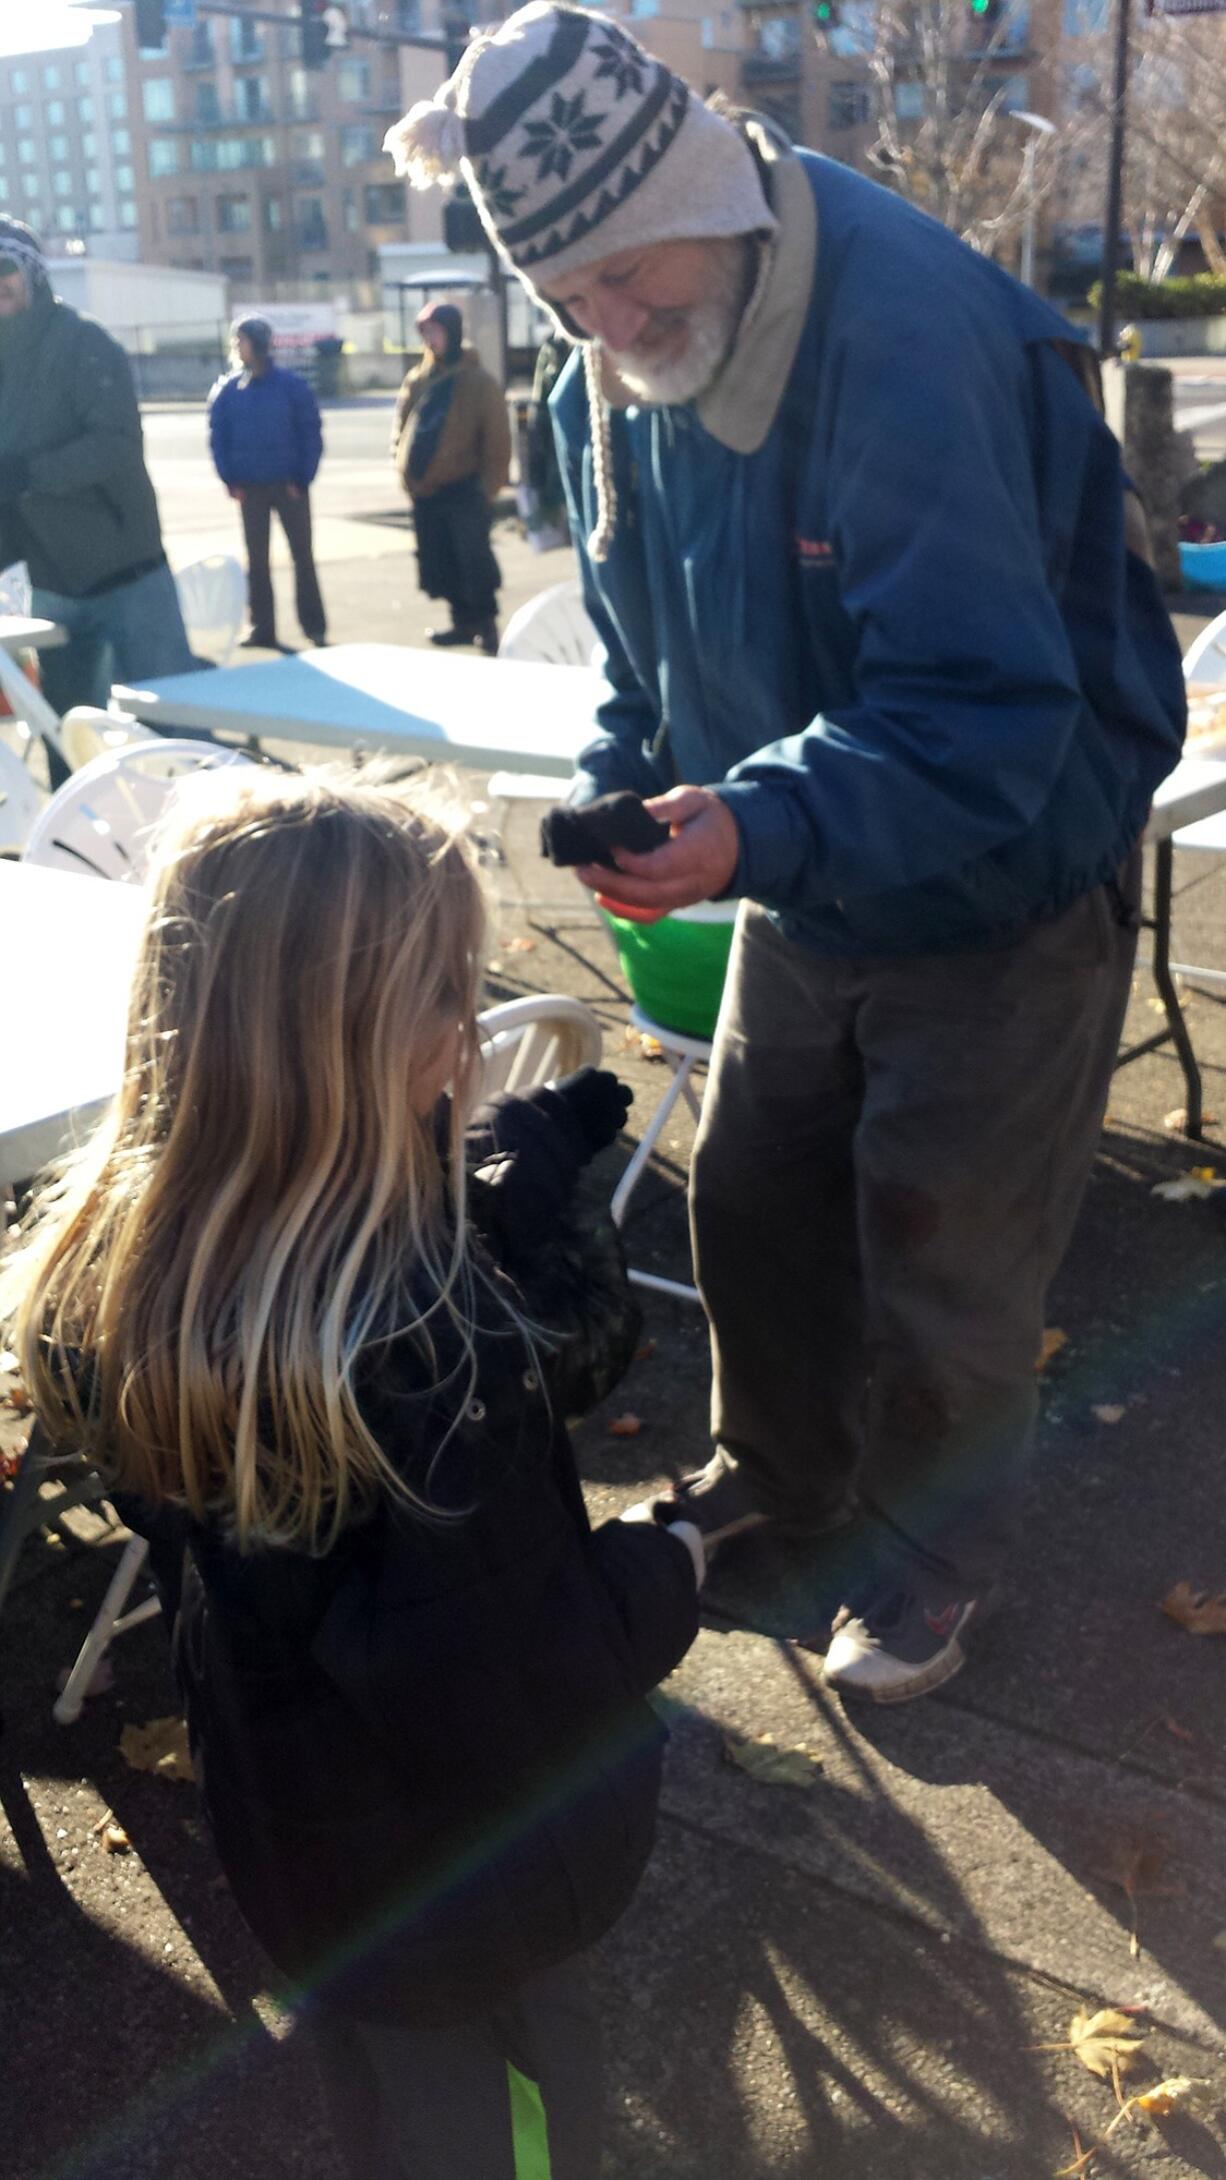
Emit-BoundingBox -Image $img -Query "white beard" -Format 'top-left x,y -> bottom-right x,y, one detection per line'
613,259 -> 747,408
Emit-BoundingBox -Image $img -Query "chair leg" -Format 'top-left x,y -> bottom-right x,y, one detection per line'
612,1057 -> 703,1307
0,1422 -> 47,1626
53,1533 -> 156,1726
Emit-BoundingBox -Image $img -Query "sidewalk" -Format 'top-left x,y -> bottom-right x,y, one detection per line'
4,772 -> 1226,2176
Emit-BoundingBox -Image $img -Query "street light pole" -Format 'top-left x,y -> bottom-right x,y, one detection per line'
1011,109 -> 1057,291
1096,0 -> 1133,359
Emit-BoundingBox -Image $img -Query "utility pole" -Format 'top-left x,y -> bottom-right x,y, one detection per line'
1096,0 -> 1132,360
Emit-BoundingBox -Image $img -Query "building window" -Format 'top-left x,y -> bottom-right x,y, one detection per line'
116,165 -> 135,194
53,172 -> 72,199
219,256 -> 255,284
21,173 -> 39,197
265,195 -> 283,230
217,193 -> 252,232
42,64 -> 61,92
827,79 -> 871,128
86,168 -> 102,199
143,80 -> 176,124
120,200 -> 137,229
195,82 -> 222,124
105,56 -> 124,83
167,196 -> 199,234
74,60 -> 91,90
109,92 -> 128,122
14,105 -> 31,130
54,205 -> 77,233
341,124 -> 376,166
189,22 -> 214,66
0,180 -> 9,204
149,139 -> 180,178
288,68 -> 314,120
894,80 -> 924,118
46,101 -> 65,127
297,195 -> 328,248
364,182 -> 403,225
343,188 -> 360,232
235,76 -> 271,120
10,69 -> 27,95
89,204 -> 107,231
17,141 -> 35,167
113,129 -> 131,155
231,17 -> 264,61
339,58 -> 372,101
49,135 -> 69,162
78,96 -> 94,124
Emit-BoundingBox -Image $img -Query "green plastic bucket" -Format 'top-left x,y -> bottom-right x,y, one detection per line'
601,900 -> 737,1040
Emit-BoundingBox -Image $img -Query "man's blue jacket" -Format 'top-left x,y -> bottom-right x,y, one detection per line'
553,138 -> 1186,956
208,362 -> 323,492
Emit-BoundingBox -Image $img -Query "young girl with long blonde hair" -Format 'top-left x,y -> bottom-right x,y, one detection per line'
3,766 -> 703,2180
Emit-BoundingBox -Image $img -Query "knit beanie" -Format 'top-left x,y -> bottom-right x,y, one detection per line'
233,314 -> 273,356
0,217 -> 49,305
385,5 -> 774,559
416,299 -> 464,364
385,5 -> 773,300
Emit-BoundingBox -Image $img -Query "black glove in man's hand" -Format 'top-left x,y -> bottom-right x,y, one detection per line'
0,453 -> 30,502
541,792 -> 670,869
551,1066 -> 633,1157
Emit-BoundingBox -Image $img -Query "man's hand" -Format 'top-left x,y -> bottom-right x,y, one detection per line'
228,485 -> 245,502
576,786 -> 740,914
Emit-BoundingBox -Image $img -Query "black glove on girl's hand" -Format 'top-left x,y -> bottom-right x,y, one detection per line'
540,792 -> 670,869
550,1066 -> 633,1157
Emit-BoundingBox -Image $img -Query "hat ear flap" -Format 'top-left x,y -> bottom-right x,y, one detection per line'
384,100 -> 467,187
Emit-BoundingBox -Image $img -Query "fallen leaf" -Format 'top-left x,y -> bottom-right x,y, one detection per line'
607,1413 -> 642,1438
502,935 -> 538,954
1160,1581 -> 1226,1635
1192,1165 -> 1220,1183
723,1732 -> 823,1789
100,1821 -> 131,1855
1164,1106 -> 1218,1132
638,1034 -> 664,1061
3,1382 -> 31,1415
1164,1716 -> 1195,1743
1067,2006 -> 1149,2082
1055,2128 -> 1098,2178
1036,1328 -> 1068,1371
119,1716 -> 194,1783
634,1340 -> 657,1363
1152,1174 -> 1222,1201
1130,2075 -> 1205,2119
1092,1404 -> 1126,1425
1091,1826 -> 1177,1955
1213,1929 -> 1226,1951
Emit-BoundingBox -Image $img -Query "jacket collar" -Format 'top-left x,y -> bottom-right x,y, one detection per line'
598,124 -> 817,457
697,127 -> 817,454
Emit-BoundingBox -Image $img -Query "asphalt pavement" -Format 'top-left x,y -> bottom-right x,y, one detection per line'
2,405 -> 1226,2180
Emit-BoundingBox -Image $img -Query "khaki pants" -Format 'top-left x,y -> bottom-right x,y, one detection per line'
690,872 -> 1138,1597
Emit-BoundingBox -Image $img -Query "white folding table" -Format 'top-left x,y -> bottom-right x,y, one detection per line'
113,643 -> 601,778
0,861 -> 146,1187
0,615 -> 65,656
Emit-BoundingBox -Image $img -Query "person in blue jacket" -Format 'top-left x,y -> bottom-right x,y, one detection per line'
208,317 -> 327,650
388,5 -> 1187,1704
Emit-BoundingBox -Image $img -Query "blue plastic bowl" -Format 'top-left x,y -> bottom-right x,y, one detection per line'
1179,541 -> 1226,592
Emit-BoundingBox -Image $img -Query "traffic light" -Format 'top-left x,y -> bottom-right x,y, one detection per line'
135,0 -> 167,47
811,0 -> 841,25
301,1 -> 349,68
968,0 -> 1003,22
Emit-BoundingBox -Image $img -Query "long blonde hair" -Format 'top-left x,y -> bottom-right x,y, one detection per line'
2,765 -> 494,1554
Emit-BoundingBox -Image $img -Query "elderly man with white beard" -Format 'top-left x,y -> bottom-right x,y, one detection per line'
388,4 -> 1185,1704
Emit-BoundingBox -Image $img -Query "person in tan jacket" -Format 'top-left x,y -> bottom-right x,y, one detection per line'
392,302 -> 511,654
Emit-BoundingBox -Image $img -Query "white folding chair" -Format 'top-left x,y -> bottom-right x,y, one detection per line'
173,554 -> 247,666
23,739 -> 254,882
0,739 -> 45,857
59,707 -> 158,773
0,635 -> 70,778
477,994 -> 603,1093
498,579 -> 600,667
0,560 -> 31,615
1160,610 -> 1226,989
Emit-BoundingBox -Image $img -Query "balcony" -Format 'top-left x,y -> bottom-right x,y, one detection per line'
297,224 -> 330,252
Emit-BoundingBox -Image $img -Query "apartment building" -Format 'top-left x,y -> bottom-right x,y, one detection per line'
121,0 -> 438,297
0,19 -> 139,262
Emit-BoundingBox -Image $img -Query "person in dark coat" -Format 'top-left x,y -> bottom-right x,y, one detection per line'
392,302 -> 511,655
0,218 -> 194,783
208,316 -> 327,650
4,767 -> 702,2180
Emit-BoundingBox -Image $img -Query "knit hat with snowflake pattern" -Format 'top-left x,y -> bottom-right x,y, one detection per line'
385,5 -> 774,558
385,3 -> 773,299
